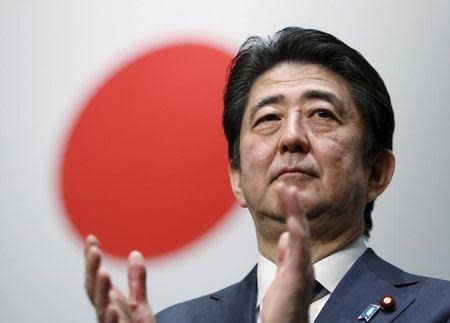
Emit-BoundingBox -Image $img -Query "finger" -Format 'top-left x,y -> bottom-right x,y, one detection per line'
111,292 -> 156,323
109,288 -> 130,312
277,231 -> 290,267
85,234 -> 100,256
111,289 -> 150,323
287,213 -> 308,242
275,183 -> 313,279
104,305 -> 119,323
275,184 -> 305,220
275,184 -> 308,239
275,183 -> 290,216
94,267 -> 112,320
287,216 -> 310,262
275,184 -> 309,264
109,288 -> 128,303
286,218 -> 314,296
284,186 -> 305,221
110,289 -> 135,321
128,251 -> 147,303
85,244 -> 102,303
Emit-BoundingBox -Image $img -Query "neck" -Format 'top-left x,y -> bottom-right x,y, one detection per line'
309,227 -> 363,263
255,216 -> 365,265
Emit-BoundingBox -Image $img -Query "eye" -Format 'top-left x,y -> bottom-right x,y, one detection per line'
255,113 -> 280,125
313,109 -> 335,120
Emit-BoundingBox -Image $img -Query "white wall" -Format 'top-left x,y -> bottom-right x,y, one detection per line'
1,1 -> 449,322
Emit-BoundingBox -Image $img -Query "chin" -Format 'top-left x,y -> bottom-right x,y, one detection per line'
254,202 -> 287,225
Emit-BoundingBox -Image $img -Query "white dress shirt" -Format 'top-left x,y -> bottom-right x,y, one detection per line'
255,237 -> 367,323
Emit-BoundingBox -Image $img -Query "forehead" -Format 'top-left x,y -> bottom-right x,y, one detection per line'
245,62 -> 355,115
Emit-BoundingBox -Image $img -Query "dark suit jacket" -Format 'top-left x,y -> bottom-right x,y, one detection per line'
156,248 -> 450,322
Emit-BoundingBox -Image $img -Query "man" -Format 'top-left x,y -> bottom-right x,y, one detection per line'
84,27 -> 450,322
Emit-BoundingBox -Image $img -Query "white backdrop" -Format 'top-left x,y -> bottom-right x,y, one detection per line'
1,1 -> 449,322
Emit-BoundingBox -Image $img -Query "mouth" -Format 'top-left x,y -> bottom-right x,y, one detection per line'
273,167 -> 317,182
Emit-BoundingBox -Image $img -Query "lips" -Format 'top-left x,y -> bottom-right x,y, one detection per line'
273,166 -> 317,182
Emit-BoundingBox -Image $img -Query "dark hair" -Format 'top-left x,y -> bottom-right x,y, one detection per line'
222,27 -> 394,237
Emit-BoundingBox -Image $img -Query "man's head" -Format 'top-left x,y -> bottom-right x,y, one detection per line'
222,27 -> 395,238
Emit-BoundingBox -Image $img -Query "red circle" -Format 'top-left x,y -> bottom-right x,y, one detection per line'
61,43 -> 235,259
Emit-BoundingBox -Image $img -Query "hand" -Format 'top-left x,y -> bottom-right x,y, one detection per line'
261,184 -> 314,323
84,235 -> 156,323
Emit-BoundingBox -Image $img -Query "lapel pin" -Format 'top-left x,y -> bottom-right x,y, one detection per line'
379,295 -> 396,311
358,304 -> 380,322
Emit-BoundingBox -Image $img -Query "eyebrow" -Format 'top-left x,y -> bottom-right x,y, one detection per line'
249,89 -> 346,122
302,89 -> 345,114
249,94 -> 285,122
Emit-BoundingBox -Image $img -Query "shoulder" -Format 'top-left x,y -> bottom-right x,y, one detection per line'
409,273 -> 450,303
155,280 -> 242,323
364,248 -> 450,292
397,273 -> 450,321
363,249 -> 450,320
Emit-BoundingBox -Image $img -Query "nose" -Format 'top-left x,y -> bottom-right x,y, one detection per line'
278,114 -> 310,154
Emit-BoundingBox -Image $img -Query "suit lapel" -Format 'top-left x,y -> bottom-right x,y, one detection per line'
315,249 -> 418,323
209,265 -> 258,323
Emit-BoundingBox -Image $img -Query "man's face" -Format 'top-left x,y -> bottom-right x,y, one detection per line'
230,62 -> 372,237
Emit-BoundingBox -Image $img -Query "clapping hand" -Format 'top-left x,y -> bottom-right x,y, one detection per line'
84,184 -> 313,323
84,235 -> 155,323
262,184 -> 314,323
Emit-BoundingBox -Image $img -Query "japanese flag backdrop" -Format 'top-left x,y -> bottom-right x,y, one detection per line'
1,1 -> 450,322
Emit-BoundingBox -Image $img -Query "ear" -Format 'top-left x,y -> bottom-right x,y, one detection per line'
228,164 -> 247,207
367,149 -> 395,202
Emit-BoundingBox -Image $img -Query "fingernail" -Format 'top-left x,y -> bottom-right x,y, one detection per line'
86,234 -> 99,245
280,231 -> 289,244
129,251 -> 145,265
88,245 -> 101,256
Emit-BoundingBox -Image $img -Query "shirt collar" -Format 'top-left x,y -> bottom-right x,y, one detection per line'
313,236 -> 367,294
256,252 -> 278,308
256,236 -> 367,309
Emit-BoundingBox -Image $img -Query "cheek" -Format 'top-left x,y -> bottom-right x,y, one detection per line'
315,134 -> 365,185
240,135 -> 275,172
238,135 -> 277,207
